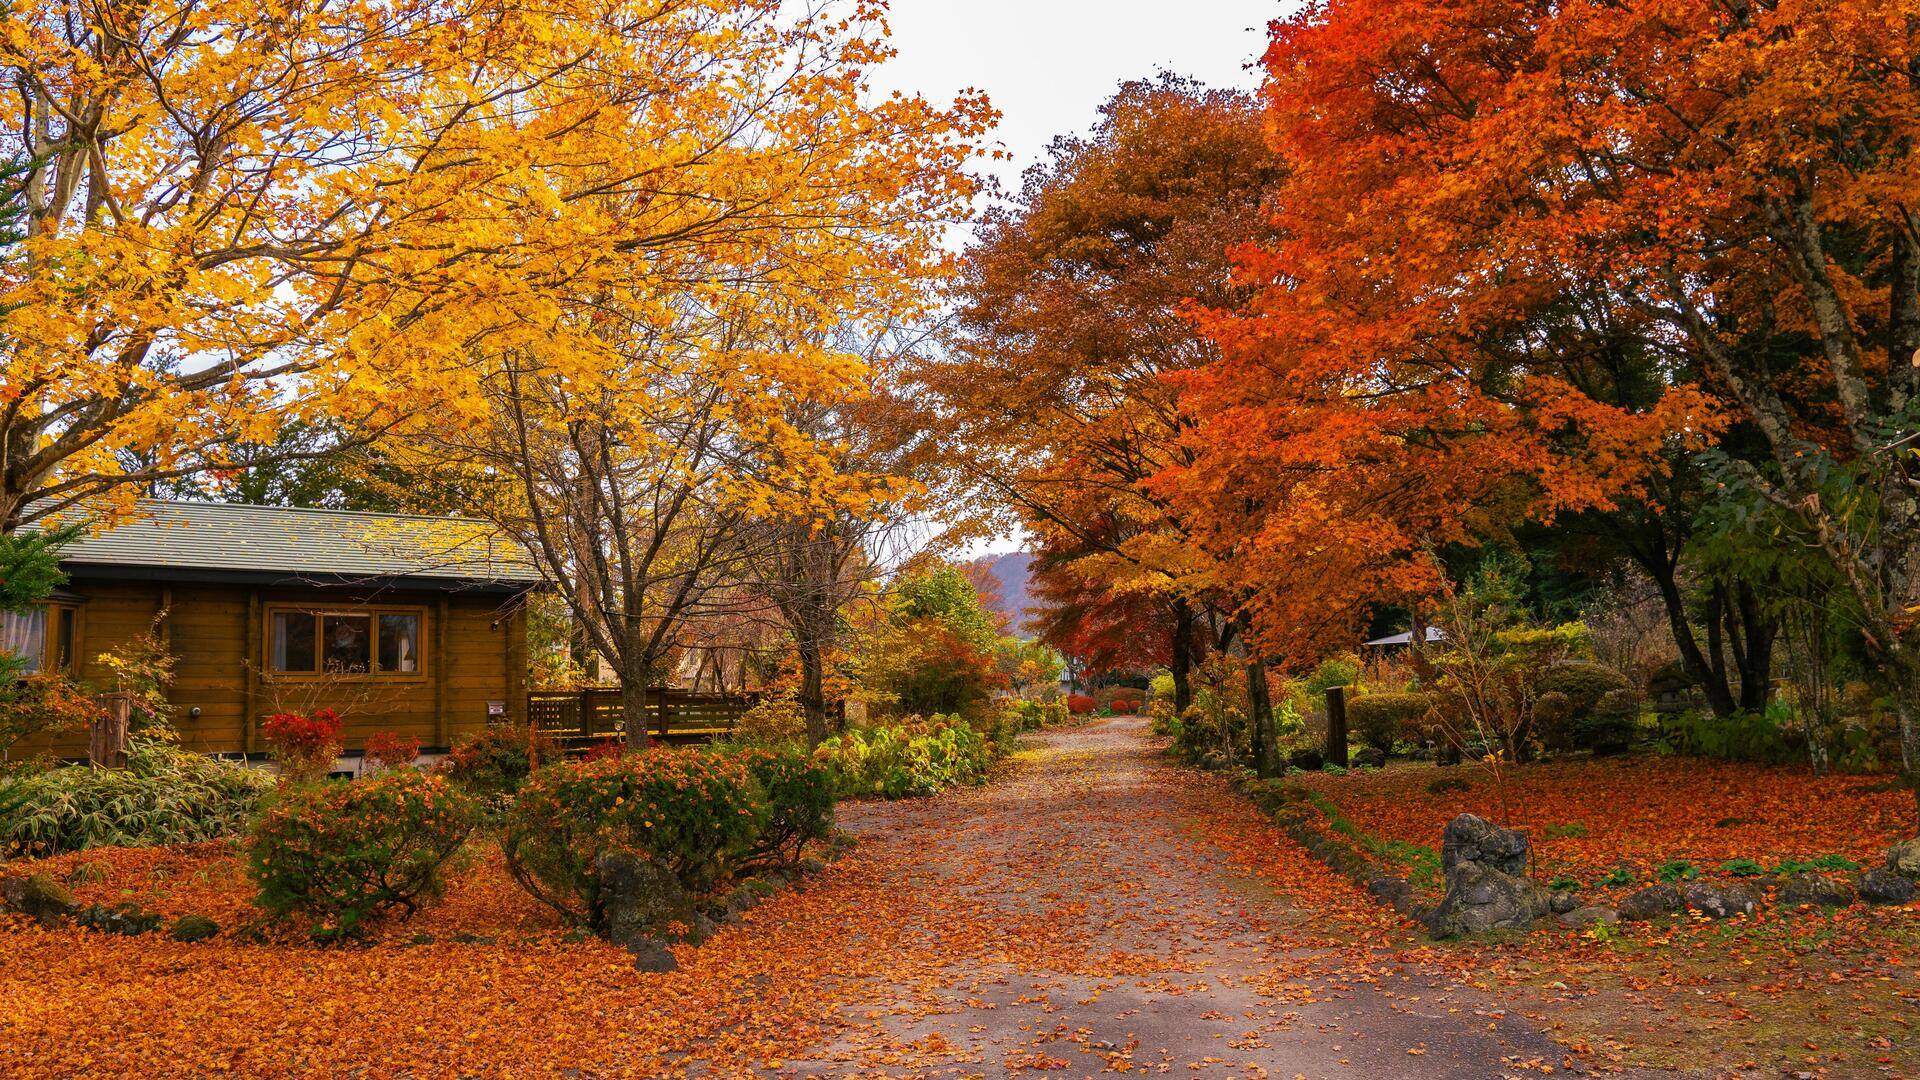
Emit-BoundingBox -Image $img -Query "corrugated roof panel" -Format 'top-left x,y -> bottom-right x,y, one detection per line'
45,501 -> 542,586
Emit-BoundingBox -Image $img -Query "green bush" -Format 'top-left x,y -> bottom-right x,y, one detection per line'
502,747 -> 765,926
1575,687 -> 1640,755
735,745 -> 834,871
1345,692 -> 1431,755
1657,708 -> 1794,763
0,738 -> 274,857
1534,662 -> 1632,715
248,770 -> 477,939
436,724 -> 554,800
814,716 -> 995,799
1304,655 -> 1360,698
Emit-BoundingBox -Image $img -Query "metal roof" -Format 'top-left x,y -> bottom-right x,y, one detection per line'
1364,627 -> 1448,647
48,500 -> 542,590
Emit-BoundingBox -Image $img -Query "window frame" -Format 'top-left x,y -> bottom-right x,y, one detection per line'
2,601 -> 82,677
262,603 -> 430,681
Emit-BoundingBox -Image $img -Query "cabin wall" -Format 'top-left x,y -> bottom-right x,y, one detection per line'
9,577 -> 525,760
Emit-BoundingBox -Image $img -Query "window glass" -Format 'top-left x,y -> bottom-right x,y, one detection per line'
379,613 -> 421,674
1,607 -> 46,674
271,610 -> 317,672
54,607 -> 76,672
321,614 -> 372,673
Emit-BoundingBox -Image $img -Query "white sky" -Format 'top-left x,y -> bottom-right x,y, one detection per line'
871,0 -> 1287,206
871,2 -> 1290,557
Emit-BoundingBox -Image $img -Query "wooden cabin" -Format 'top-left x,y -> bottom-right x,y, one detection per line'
4,501 -> 541,760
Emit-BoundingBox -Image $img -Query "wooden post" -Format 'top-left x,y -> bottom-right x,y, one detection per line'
243,588 -> 260,754
90,693 -> 131,768
1325,685 -> 1350,768
433,594 -> 451,748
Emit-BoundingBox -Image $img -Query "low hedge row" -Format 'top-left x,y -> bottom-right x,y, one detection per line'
813,716 -> 995,799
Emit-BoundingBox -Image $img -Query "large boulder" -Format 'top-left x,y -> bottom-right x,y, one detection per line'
1859,868 -> 1918,905
1886,839 -> 1920,880
1617,883 -> 1685,921
1441,814 -> 1530,876
1424,861 -> 1550,938
596,851 -> 688,949
170,915 -> 220,943
2,874 -> 78,927
1682,881 -> 1760,919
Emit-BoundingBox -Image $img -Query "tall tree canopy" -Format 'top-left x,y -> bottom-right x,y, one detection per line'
924,75 -> 1285,712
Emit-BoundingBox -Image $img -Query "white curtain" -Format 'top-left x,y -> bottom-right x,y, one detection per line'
1,608 -> 46,674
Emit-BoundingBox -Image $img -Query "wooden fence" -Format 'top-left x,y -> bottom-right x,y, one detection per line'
525,687 -> 756,751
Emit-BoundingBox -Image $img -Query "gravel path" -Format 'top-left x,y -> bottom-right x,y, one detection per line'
782,717 -> 1584,1078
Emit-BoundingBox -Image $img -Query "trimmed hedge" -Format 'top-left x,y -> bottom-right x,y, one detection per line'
248,770 -> 477,939
1345,692 -> 1432,755
736,745 -> 835,871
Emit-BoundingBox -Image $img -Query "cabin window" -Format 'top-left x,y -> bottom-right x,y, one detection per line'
267,605 -> 427,677
1,602 -> 80,675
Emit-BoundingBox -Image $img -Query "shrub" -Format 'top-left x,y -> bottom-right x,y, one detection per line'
1721,857 -> 1765,877
734,695 -> 806,743
0,673 -> 104,755
1110,698 -> 1137,715
1534,662 -> 1632,715
1656,708 -> 1794,763
1574,688 -> 1640,756
1304,654 -> 1360,698
0,739 -> 275,857
502,748 -> 765,926
735,745 -> 834,871
248,769 -> 478,939
362,731 -> 421,773
262,708 -> 342,782
1066,693 -> 1097,715
814,717 -> 994,799
1148,673 -> 1176,701
437,725 -> 553,800
1345,692 -> 1430,755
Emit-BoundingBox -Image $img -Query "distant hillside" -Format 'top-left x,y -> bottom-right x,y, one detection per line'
970,550 -> 1036,635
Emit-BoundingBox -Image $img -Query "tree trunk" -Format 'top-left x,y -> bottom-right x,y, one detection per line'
1643,553 -> 1741,717
1246,658 -> 1277,777
798,640 -> 828,748
1170,596 -> 1196,716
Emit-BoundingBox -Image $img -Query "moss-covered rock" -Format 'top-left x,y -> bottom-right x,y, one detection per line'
2,873 -> 78,926
169,914 -> 220,942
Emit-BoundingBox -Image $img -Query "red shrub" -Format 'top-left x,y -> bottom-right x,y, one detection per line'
363,730 -> 422,772
1067,693 -> 1097,715
582,739 -> 629,763
1111,699 -> 1137,715
263,709 -> 343,782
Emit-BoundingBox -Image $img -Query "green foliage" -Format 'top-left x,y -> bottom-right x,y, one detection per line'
1303,654 -> 1359,698
734,745 -> 834,871
1774,854 -> 1861,874
502,747 -> 766,925
814,716 -> 995,799
1548,875 -> 1582,892
1720,857 -> 1765,877
1597,866 -> 1634,887
1534,662 -> 1632,715
1656,859 -> 1699,883
0,738 -> 275,857
1575,687 -> 1642,756
248,770 -> 478,940
1148,673 -> 1176,701
856,565 -> 1014,718
1345,692 -> 1430,754
1656,708 -> 1794,763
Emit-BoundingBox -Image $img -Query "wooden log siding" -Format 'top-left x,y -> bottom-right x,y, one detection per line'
525,687 -> 756,751
12,578 -> 524,759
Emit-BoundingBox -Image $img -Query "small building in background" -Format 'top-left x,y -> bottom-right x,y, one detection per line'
4,501 -> 541,759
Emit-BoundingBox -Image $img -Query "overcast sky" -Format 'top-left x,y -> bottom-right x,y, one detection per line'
869,2 -> 1290,558
871,1 -> 1287,204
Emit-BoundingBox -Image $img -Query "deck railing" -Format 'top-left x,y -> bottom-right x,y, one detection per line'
525,687 -> 756,751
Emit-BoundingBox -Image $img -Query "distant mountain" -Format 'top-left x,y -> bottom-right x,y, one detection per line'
970,550 -> 1036,635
